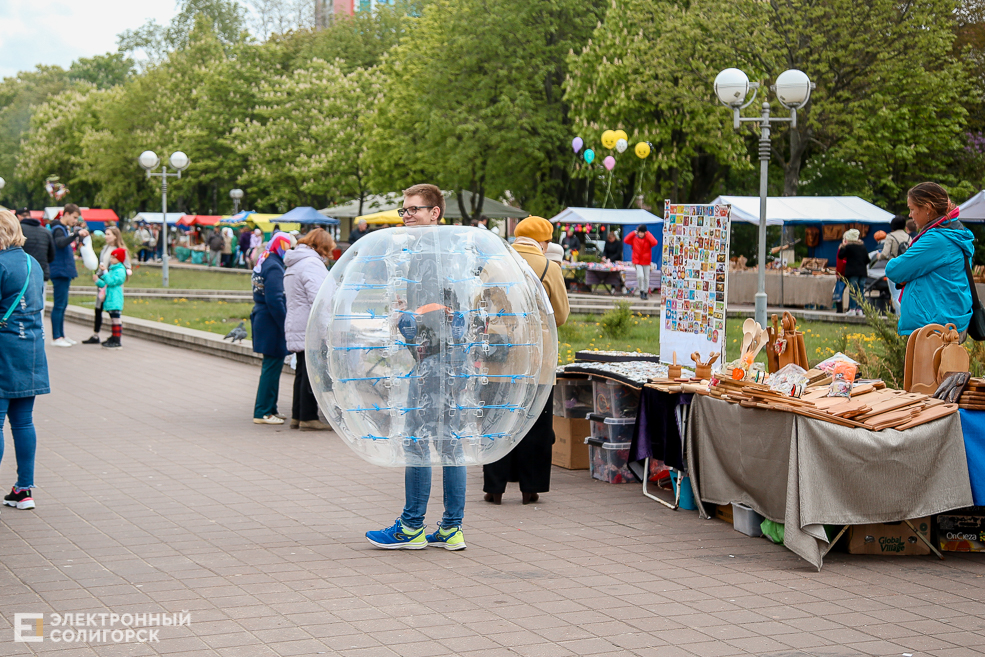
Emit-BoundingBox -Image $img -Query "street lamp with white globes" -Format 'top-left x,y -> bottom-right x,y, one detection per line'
229,188 -> 244,215
714,68 -> 814,328
139,150 -> 190,287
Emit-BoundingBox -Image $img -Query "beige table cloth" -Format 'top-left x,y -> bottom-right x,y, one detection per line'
728,271 -> 837,308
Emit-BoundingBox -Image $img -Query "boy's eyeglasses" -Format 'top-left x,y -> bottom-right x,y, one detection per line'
397,206 -> 436,217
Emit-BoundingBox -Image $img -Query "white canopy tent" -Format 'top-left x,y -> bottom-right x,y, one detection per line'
710,196 -> 893,225
549,207 -> 662,225
958,190 -> 985,223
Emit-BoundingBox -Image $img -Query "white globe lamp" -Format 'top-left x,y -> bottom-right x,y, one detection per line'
138,150 -> 160,171
774,69 -> 812,108
714,68 -> 750,107
169,151 -> 190,171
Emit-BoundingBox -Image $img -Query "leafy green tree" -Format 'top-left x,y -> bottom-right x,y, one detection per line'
366,0 -> 606,219
119,0 -> 247,64
68,53 -> 135,89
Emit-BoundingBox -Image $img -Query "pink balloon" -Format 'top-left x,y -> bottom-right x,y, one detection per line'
572,137 -> 584,153
603,156 -> 616,171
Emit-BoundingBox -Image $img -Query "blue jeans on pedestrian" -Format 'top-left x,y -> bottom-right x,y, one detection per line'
402,465 -> 466,530
50,277 -> 71,339
845,276 -> 865,310
0,397 -> 37,489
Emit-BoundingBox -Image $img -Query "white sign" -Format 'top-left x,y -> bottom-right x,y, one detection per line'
659,202 -> 731,368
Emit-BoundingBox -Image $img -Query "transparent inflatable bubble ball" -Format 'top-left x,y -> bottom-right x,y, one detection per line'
306,225 -> 558,467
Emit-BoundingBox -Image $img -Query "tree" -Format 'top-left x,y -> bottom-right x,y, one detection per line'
118,0 -> 247,64
365,0 -> 606,219
231,59 -> 380,210
68,53 -> 135,89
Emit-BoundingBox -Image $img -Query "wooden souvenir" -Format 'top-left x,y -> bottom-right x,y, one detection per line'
933,324 -> 970,385
894,403 -> 959,431
766,315 -> 781,373
904,324 -> 945,393
691,351 -> 719,380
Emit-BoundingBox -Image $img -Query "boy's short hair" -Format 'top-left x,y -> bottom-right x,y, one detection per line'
63,203 -> 81,216
402,184 -> 445,220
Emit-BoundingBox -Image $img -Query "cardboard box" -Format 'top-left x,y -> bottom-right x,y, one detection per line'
553,416 -> 590,470
714,504 -> 733,524
938,514 -> 985,552
847,519 -> 931,556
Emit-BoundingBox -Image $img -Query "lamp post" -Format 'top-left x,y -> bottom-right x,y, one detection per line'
714,68 -> 814,328
139,150 -> 190,288
230,188 -> 244,215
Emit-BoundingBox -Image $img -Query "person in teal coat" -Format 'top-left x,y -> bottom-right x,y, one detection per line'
886,182 -> 975,337
92,247 -> 128,349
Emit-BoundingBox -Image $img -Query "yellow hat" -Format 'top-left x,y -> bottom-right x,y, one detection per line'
514,216 -> 553,242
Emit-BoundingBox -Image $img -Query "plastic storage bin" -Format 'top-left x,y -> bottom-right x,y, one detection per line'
592,378 -> 613,416
587,413 -> 636,443
586,438 -> 635,484
732,503 -> 764,537
607,380 -> 640,419
554,379 -> 594,418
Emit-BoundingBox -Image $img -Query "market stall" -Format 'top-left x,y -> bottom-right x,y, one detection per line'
549,207 -> 663,265
728,270 -> 836,308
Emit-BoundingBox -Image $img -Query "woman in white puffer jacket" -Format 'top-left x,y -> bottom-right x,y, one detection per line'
283,228 -> 336,431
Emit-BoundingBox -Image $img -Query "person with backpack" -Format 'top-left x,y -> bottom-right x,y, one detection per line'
207,229 -> 225,267
16,208 -> 54,282
483,216 -> 569,506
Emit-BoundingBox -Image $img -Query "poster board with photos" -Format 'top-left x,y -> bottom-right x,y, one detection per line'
659,202 -> 731,368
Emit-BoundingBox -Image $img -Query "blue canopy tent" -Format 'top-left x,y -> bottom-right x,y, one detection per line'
549,207 -> 663,265
280,206 -> 339,225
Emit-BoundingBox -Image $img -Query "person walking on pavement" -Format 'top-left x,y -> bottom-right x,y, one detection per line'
624,224 -> 657,300
207,228 -> 225,267
251,232 -> 293,425
238,226 -> 252,268
221,227 -> 235,268
82,227 -> 132,345
91,247 -> 128,350
0,210 -> 49,512
838,228 -> 870,316
364,184 -> 469,551
16,208 -> 54,283
349,219 -> 370,243
284,228 -> 335,431
483,216 -> 569,506
49,203 -> 88,347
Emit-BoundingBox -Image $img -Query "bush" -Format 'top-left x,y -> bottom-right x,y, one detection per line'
599,301 -> 633,340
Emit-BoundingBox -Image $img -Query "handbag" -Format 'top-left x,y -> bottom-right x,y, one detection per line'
0,253 -> 31,328
964,257 -> 985,341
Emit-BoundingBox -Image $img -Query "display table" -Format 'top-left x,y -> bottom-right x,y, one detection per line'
686,395 -> 974,569
958,410 -> 985,506
584,269 -> 623,293
630,387 -> 690,471
728,271 -> 836,308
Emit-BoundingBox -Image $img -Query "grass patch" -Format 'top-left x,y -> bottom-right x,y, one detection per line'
66,296 -> 255,339
74,260 -> 251,290
559,312 -> 874,367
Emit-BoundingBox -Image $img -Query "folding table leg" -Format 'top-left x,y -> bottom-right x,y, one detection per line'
821,525 -> 850,558
642,458 -> 680,510
904,518 -> 944,560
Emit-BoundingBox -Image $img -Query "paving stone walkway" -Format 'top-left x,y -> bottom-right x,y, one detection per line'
1,331 -> 984,657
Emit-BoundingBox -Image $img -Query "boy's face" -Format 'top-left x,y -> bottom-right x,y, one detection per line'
401,195 -> 440,226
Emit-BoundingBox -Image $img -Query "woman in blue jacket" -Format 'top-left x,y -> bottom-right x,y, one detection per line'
251,232 -> 293,425
886,182 -> 976,337
0,210 -> 49,511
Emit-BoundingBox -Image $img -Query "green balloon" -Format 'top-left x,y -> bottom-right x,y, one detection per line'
584,149 -> 595,164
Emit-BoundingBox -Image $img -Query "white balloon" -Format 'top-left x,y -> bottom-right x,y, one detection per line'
615,138 -> 628,153
306,225 -> 558,467
80,236 -> 99,270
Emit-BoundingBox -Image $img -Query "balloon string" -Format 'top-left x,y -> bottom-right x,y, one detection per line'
631,161 -> 646,208
602,170 -> 613,209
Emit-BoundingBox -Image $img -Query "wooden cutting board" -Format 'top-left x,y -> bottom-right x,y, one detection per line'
893,403 -> 959,431
905,324 -> 945,392
863,406 -> 923,430
854,392 -> 926,421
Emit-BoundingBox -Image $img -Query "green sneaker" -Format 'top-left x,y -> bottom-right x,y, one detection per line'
366,519 -> 427,549
426,525 -> 467,550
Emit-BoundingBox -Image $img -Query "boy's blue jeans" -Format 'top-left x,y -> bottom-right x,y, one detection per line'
401,465 -> 466,530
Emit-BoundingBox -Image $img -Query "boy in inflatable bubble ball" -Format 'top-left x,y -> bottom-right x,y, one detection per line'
365,184 -> 469,551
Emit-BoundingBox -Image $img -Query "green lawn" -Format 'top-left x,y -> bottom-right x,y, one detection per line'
558,312 -> 875,368
64,292 -> 877,366
67,296 -> 256,339
74,260 -> 251,290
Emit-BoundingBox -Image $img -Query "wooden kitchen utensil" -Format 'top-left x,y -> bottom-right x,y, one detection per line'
904,324 -> 945,393
893,403 -> 959,430
933,324 -> 970,385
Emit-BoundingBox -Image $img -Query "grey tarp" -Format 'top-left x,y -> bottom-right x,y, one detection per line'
687,395 -> 974,569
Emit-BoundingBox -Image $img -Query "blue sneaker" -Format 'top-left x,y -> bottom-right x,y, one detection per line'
426,525 -> 467,550
366,518 -> 427,549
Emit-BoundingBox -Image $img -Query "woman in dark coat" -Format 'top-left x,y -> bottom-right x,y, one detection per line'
0,210 -> 49,510
251,232 -> 293,425
837,228 -> 870,317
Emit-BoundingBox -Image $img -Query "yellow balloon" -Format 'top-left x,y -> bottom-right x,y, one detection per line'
601,130 -> 617,150
635,142 -> 651,158
614,129 -> 628,143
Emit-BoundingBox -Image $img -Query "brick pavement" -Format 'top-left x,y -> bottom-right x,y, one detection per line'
1,331 -> 984,657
